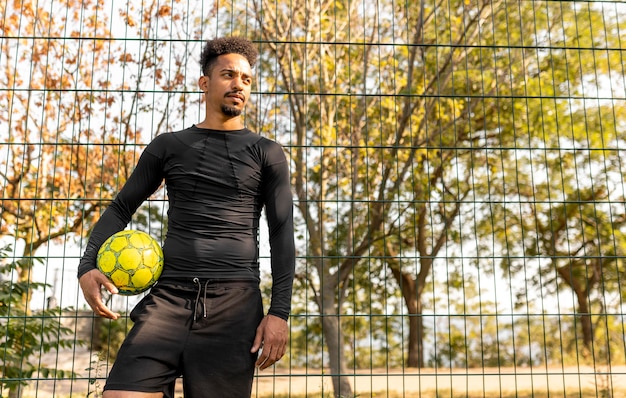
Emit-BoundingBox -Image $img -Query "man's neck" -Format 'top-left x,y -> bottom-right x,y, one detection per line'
196,115 -> 244,131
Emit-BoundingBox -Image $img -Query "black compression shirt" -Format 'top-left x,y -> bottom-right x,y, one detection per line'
78,126 -> 296,320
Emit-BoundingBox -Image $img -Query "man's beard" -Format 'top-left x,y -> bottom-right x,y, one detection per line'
222,104 -> 242,117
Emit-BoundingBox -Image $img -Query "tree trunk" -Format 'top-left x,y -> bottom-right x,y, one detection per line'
17,245 -> 36,314
576,291 -> 593,352
321,312 -> 353,397
412,299 -> 425,368
320,270 -> 353,398
556,264 -> 594,352
388,261 -> 422,368
8,385 -> 23,398
405,289 -> 423,367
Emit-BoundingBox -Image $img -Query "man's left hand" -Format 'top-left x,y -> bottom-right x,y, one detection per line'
251,314 -> 288,370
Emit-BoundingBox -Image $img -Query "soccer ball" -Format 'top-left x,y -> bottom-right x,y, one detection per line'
97,230 -> 164,295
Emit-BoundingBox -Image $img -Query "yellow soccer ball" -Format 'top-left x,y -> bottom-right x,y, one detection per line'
97,230 -> 164,295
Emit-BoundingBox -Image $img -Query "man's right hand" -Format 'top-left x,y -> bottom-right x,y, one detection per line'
79,269 -> 121,320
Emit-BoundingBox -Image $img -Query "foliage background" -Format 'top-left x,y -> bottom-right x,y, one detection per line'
1,0 -> 625,397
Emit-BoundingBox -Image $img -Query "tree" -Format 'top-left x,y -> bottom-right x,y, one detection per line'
242,0 -> 508,392
228,0 -> 625,388
476,1 -> 626,359
0,0 -> 193,309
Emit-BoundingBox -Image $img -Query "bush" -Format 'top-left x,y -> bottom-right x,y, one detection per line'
0,245 -> 81,398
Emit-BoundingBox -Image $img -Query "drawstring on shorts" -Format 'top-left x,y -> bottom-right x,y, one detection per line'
193,277 -> 211,322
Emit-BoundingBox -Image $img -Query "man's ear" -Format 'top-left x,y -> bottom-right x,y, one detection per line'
198,75 -> 209,92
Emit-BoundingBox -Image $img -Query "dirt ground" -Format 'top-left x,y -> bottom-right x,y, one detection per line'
19,348 -> 626,397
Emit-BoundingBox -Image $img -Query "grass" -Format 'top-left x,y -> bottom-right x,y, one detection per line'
22,386 -> 626,398
255,387 -> 626,398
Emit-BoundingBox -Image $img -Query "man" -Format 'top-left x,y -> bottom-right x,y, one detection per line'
78,37 -> 296,398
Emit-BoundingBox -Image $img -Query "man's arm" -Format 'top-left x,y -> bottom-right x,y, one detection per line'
251,144 -> 296,369
261,152 -> 296,319
78,148 -> 164,317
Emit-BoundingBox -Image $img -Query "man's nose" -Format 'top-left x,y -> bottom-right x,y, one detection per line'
232,76 -> 244,90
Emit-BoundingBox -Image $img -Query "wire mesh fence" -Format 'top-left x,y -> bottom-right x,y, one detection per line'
1,0 -> 626,397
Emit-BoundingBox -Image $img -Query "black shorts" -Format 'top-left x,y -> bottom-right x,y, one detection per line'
104,278 -> 264,398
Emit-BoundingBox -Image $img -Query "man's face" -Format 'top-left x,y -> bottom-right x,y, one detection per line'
202,53 -> 253,117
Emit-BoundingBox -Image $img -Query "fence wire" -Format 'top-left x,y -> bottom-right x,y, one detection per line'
1,0 -> 626,397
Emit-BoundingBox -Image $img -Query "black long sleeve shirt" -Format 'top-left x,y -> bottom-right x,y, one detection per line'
78,126 -> 296,320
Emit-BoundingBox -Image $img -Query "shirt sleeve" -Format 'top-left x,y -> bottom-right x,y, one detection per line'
77,149 -> 164,279
261,144 -> 296,320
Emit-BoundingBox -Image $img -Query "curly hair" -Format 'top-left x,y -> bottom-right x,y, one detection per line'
200,37 -> 259,76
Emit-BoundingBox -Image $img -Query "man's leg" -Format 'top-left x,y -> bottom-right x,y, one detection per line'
182,281 -> 264,398
104,283 -> 191,398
